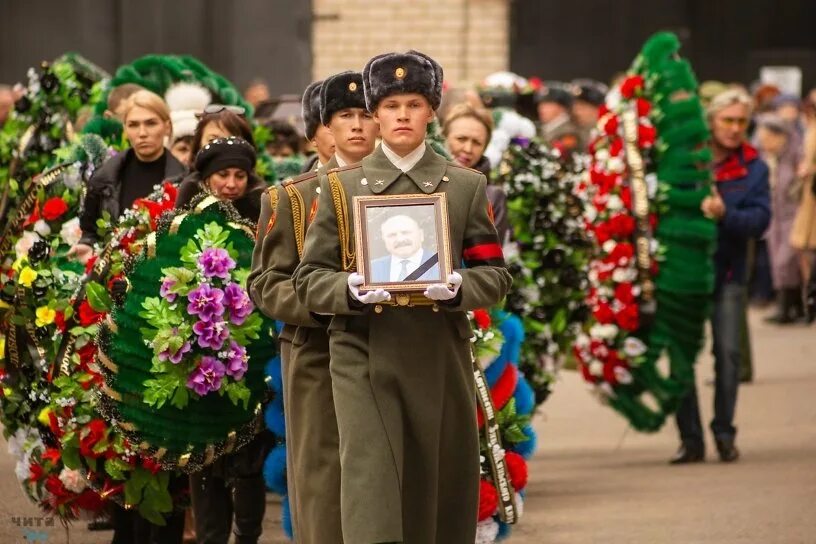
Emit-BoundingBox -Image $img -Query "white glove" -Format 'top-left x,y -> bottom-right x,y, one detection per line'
348,273 -> 391,304
424,272 -> 462,301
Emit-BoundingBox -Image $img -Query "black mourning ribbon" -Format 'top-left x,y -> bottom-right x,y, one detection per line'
403,253 -> 439,282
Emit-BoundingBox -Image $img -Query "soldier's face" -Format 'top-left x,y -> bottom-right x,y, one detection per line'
328,107 -> 379,162
572,100 -> 599,128
381,215 -> 424,259
537,101 -> 564,124
311,124 -> 336,164
374,93 -> 434,155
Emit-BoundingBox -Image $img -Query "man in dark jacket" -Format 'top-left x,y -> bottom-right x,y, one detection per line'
672,89 -> 771,465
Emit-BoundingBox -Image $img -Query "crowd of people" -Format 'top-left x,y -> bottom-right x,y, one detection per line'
0,41 -> 814,544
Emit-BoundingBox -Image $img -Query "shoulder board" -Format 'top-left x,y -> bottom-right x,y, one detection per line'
447,162 -> 483,175
327,163 -> 363,174
283,171 -> 319,186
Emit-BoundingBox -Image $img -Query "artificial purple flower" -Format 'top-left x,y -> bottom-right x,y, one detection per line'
192,319 -> 230,350
187,283 -> 225,322
223,340 -> 248,380
223,282 -> 254,325
158,339 -> 191,365
186,356 -> 226,396
160,278 -> 177,303
198,247 -> 236,280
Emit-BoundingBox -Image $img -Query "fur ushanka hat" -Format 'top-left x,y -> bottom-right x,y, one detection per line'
301,80 -> 324,140
362,50 -> 443,111
319,71 -> 367,125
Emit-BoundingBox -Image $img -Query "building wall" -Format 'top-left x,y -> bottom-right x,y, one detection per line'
312,0 -> 509,86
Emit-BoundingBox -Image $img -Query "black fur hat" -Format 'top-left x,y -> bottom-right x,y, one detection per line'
320,71 -> 367,125
301,80 -> 323,139
534,81 -> 574,109
571,79 -> 608,106
362,50 -> 443,111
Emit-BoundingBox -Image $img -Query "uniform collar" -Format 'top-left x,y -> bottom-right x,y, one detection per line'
382,141 -> 426,173
363,144 -> 448,194
334,153 -> 348,168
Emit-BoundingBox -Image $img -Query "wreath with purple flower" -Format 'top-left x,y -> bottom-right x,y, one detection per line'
140,222 -> 262,410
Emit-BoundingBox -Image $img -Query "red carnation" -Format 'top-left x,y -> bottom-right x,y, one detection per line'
29,462 -> 43,481
608,137 -> 623,157
598,104 -> 610,118
603,115 -> 619,136
594,222 -> 612,244
578,361 -> 597,384
638,124 -> 657,148
608,242 -> 634,264
473,309 -> 492,330
620,75 -> 645,99
78,300 -> 105,327
54,311 -> 67,332
75,489 -> 105,512
593,302 -> 615,324
615,303 -> 640,332
602,353 -> 631,386
636,97 -> 652,117
614,282 -> 635,305
42,197 -> 69,221
478,480 -> 499,521
41,448 -> 61,465
142,457 -> 162,475
505,451 -> 528,491
619,185 -> 632,210
79,419 -> 108,459
608,214 -> 636,239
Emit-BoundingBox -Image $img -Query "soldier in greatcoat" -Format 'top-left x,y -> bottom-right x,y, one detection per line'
292,51 -> 512,544
248,72 -> 378,543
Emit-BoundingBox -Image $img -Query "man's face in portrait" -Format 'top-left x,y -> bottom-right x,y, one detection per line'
381,214 -> 424,259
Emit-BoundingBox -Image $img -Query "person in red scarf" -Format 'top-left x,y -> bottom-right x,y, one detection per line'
672,89 -> 771,465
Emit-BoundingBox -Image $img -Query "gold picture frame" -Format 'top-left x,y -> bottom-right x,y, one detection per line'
353,193 -> 452,293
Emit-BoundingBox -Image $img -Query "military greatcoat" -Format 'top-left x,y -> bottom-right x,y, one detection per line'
248,156 -> 344,544
292,145 -> 512,544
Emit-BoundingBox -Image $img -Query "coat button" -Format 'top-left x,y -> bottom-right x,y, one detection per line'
374,304 -> 383,313
360,178 -> 368,186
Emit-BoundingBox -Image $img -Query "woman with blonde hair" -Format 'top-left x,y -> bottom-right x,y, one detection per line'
70,89 -> 186,262
790,88 -> 816,322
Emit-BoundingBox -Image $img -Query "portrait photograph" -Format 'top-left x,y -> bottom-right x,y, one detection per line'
353,193 -> 452,292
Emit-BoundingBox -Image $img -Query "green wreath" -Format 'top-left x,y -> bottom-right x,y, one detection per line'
575,32 -> 717,431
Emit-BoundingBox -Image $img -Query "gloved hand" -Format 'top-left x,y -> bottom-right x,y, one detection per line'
424,272 -> 462,301
348,273 -> 391,304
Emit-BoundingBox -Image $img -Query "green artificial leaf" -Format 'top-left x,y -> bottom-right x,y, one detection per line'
180,238 -> 201,265
61,445 -> 81,470
224,382 -> 251,410
170,385 -> 190,410
85,281 -> 112,312
503,423 -> 529,445
552,308 -> 568,334
104,458 -> 130,481
143,375 -> 181,409
229,313 -> 263,344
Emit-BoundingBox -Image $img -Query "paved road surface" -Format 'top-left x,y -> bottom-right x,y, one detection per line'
0,308 -> 812,543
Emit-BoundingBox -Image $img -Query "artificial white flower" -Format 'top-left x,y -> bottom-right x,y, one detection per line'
645,173 -> 658,198
614,365 -> 634,385
475,518 -> 500,544
607,156 -> 625,173
59,468 -> 88,493
15,457 -> 31,482
623,337 -> 647,357
60,217 -> 82,247
590,323 -> 619,340
612,267 -> 637,283
589,360 -> 604,377
606,194 -> 623,211
602,240 -> 617,254
595,149 -> 610,162
33,220 -> 51,237
14,231 -> 40,260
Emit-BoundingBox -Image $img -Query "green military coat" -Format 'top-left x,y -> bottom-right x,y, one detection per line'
248,156 -> 343,544
293,145 -> 512,544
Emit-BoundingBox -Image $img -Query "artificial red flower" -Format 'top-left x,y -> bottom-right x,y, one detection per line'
75,489 -> 105,512
77,343 -> 97,367
41,448 -> 61,464
48,411 -> 63,438
620,75 -> 645,99
619,185 -> 632,210
603,115 -> 619,136
615,303 -> 640,332
84,255 -> 98,275
478,480 -> 499,521
527,76 -> 543,91
594,222 -> 612,244
79,419 -> 108,459
614,283 -> 635,305
142,457 -> 162,475
608,242 -> 634,265
598,104 -> 610,118
29,462 -> 44,481
578,361 -> 597,384
45,474 -> 70,499
54,311 -> 67,332
42,197 -> 69,221
593,302 -> 615,324
77,300 -> 105,327
602,352 -> 631,386
472,309 -> 492,330
636,97 -> 652,117
505,451 -> 528,491
608,137 -> 623,157
608,213 -> 636,239
638,124 -> 657,148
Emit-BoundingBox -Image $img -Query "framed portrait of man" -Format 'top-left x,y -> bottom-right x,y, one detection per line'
353,193 -> 452,293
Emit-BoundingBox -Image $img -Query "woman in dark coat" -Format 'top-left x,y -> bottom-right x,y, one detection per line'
178,137 -> 268,544
70,89 -> 185,262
